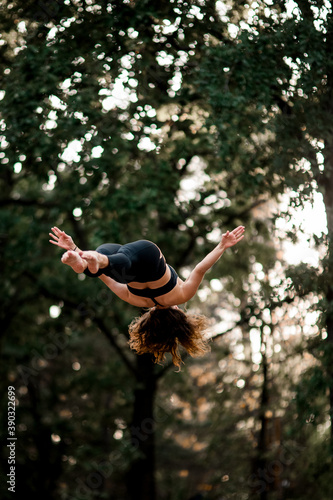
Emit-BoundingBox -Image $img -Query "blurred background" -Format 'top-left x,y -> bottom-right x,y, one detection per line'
1,1 -> 333,499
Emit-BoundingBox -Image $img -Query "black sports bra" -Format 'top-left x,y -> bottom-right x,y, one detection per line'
127,266 -> 178,306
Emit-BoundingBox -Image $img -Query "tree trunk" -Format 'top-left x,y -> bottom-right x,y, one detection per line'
126,354 -> 157,500
250,330 -> 269,500
26,380 -> 64,499
326,258 -> 333,456
258,350 -> 269,500
321,143 -> 333,456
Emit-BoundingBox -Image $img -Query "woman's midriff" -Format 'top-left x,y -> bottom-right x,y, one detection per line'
127,265 -> 171,290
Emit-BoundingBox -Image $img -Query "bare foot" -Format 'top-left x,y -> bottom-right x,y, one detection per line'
61,251 -> 87,273
79,251 -> 108,274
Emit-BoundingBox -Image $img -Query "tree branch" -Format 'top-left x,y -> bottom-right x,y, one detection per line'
0,197 -> 58,208
94,316 -> 139,379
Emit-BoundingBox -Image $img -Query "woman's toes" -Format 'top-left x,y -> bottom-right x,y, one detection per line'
87,257 -> 99,274
80,252 -> 99,273
61,251 -> 86,273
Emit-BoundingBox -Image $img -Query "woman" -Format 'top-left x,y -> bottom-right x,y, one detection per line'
49,225 -> 245,368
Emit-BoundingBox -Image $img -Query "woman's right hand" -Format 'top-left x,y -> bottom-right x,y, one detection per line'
220,226 -> 245,249
49,226 -> 75,251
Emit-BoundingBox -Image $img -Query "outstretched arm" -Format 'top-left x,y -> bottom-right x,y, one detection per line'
179,226 -> 245,303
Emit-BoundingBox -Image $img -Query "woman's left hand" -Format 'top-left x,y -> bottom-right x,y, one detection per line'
221,226 -> 245,249
49,226 -> 75,251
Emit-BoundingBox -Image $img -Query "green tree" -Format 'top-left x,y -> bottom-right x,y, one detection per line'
0,1 -> 298,499
197,0 -> 333,497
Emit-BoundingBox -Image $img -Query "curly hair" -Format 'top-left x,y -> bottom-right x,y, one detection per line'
128,307 -> 210,369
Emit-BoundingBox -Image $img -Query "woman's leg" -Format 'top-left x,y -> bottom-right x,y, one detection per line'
62,244 -> 120,275
82,244 -> 128,278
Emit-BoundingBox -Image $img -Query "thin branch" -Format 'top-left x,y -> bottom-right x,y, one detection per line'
93,316 -> 139,379
0,198 -> 58,208
155,358 -> 183,379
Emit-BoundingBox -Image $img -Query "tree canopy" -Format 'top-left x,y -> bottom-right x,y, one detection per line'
1,1 -> 332,499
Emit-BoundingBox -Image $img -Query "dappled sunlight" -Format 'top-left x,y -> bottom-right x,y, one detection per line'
275,189 -> 327,266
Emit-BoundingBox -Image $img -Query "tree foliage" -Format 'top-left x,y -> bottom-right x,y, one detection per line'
1,1 -> 331,499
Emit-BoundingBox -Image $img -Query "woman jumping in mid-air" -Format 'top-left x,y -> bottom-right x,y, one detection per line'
49,225 -> 245,368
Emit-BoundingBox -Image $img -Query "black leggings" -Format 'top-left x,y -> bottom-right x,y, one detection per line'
84,240 -> 167,284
